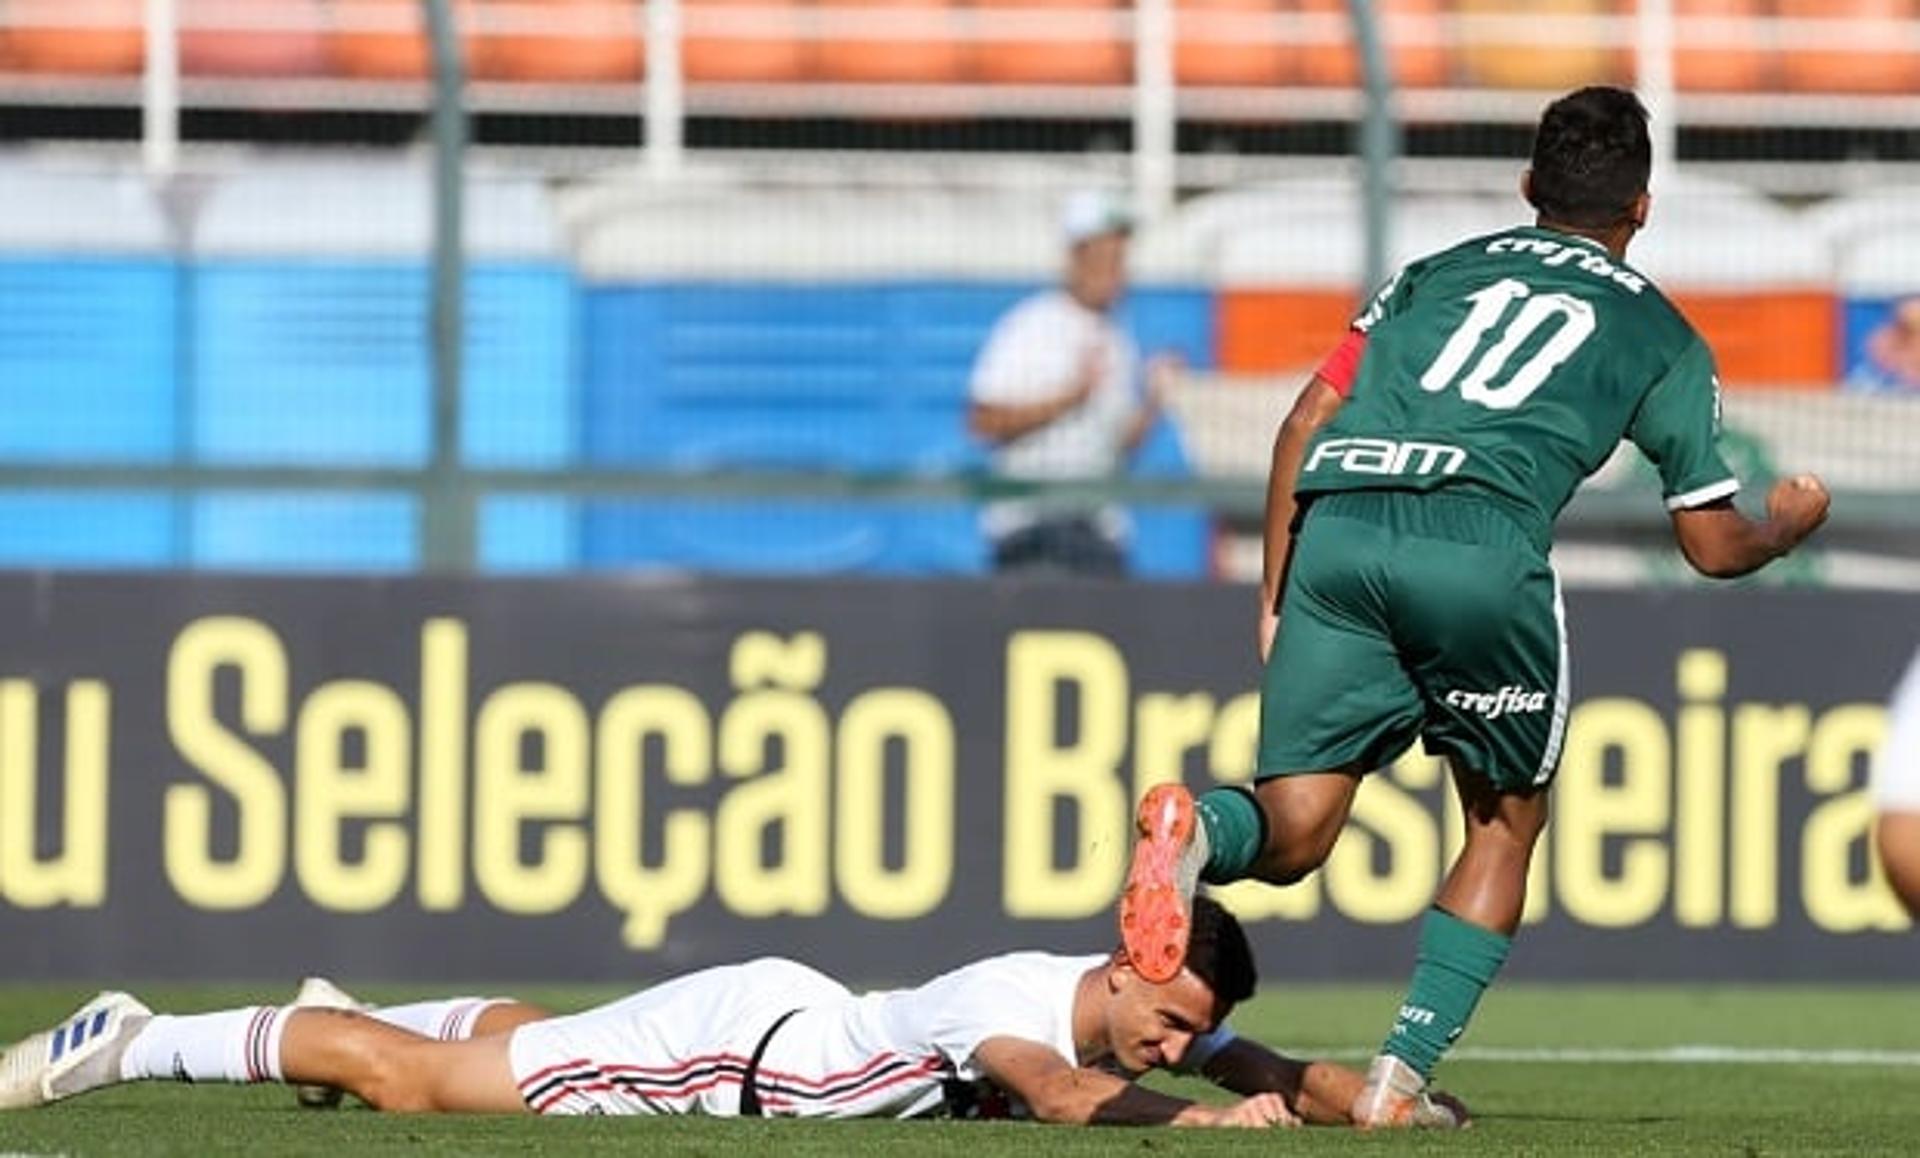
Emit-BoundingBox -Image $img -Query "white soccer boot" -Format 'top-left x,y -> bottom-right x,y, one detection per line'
0,990 -> 153,1110
1352,1053 -> 1470,1129
290,977 -> 367,1110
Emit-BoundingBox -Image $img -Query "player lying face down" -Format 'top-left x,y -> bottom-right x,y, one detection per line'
0,897 -> 1462,1129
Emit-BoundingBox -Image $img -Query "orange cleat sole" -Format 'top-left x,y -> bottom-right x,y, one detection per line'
1119,783 -> 1196,984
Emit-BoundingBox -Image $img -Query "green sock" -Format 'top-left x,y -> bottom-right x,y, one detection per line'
1195,787 -> 1266,884
1381,907 -> 1511,1080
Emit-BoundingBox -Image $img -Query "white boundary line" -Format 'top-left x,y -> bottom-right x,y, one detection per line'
1322,1046 -> 1920,1067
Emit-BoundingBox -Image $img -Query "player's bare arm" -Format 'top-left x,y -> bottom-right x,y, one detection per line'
1197,1037 -> 1360,1125
1260,375 -> 1346,661
1198,1036 -> 1470,1127
1669,474 -> 1830,578
969,1036 -> 1293,1128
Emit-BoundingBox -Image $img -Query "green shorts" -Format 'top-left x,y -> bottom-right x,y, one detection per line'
1257,489 -> 1568,792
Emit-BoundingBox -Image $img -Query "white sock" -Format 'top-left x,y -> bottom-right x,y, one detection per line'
119,1006 -> 288,1084
369,998 -> 507,1041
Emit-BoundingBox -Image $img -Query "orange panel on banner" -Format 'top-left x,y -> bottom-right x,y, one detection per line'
1672,291 -> 1838,390
1217,289 -> 1356,374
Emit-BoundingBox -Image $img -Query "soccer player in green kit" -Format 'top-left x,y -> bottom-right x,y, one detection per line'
1118,86 -> 1831,1126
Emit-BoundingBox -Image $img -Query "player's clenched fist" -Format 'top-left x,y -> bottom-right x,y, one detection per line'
1766,473 -> 1830,545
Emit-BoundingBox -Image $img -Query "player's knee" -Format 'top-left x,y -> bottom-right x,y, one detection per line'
353,1045 -> 443,1113
1252,837 -> 1333,885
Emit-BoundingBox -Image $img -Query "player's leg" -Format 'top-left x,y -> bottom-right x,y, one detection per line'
1356,768 -> 1546,1126
1122,501 -> 1422,981
290,978 -> 550,1110
1356,506 -> 1565,1126
1877,812 -> 1920,917
0,991 -> 530,1113
276,1009 -> 527,1113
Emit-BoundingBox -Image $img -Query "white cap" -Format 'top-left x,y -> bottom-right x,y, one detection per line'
1061,188 -> 1134,245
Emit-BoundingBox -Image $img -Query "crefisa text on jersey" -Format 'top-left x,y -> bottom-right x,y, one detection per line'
1486,236 -> 1647,294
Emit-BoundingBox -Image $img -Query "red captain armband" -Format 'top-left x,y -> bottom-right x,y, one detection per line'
1314,330 -> 1368,398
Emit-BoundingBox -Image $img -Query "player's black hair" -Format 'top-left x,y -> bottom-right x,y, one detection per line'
1184,895 -> 1257,1010
1526,86 -> 1652,230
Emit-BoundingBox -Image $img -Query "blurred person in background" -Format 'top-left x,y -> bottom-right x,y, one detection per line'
1874,647 -> 1920,917
0,898 -> 1462,1130
1846,297 -> 1920,392
1117,86 -> 1830,1127
968,189 -> 1179,577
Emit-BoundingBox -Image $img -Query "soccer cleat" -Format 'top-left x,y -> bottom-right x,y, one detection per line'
0,990 -> 152,1110
1119,783 -> 1208,985
1352,1054 -> 1469,1129
290,977 -> 366,1110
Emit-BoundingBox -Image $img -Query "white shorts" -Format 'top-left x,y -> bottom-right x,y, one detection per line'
1877,648 -> 1920,814
508,957 -> 849,1116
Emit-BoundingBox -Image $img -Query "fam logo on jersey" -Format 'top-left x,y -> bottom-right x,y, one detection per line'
1304,436 -> 1467,478
1444,685 -> 1549,720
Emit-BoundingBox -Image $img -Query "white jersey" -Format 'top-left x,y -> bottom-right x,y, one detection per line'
1875,647 -> 1920,813
507,952 -> 1104,1119
968,289 -> 1139,540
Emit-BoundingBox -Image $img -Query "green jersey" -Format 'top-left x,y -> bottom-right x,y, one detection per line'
1297,225 -> 1737,546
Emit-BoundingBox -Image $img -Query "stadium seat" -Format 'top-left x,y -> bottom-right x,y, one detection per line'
191,493 -> 420,572
190,162 -> 575,470
471,0 -> 642,83
0,166 -> 179,465
1293,0 -> 1449,89
1454,0 -> 1628,90
181,0 -> 328,77
684,0 -> 808,82
0,493 -> 176,569
0,0 -> 144,75
1776,0 -> 1918,95
970,0 -> 1129,85
814,0 -> 966,83
1174,0 -> 1292,88
580,499 -> 987,575
331,0 -> 478,78
1672,0 -> 1772,93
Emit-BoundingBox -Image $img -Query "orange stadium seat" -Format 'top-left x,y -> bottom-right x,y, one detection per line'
1454,0 -> 1628,90
1673,0 -> 1772,93
971,0 -> 1129,85
1217,289 -> 1356,373
330,0 -> 479,79
815,0 -> 966,83
1777,0 -> 1919,95
1,1 -> 144,75
472,0 -> 642,82
1294,0 -> 1449,89
1175,0 -> 1293,88
684,0 -> 808,82
181,0 -> 328,77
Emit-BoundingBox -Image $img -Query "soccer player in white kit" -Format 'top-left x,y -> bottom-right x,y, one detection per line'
1875,647 -> 1920,916
0,898 -> 1460,1129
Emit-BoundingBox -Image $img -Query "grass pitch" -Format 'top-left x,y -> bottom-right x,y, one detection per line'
1,983 -> 1916,1156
